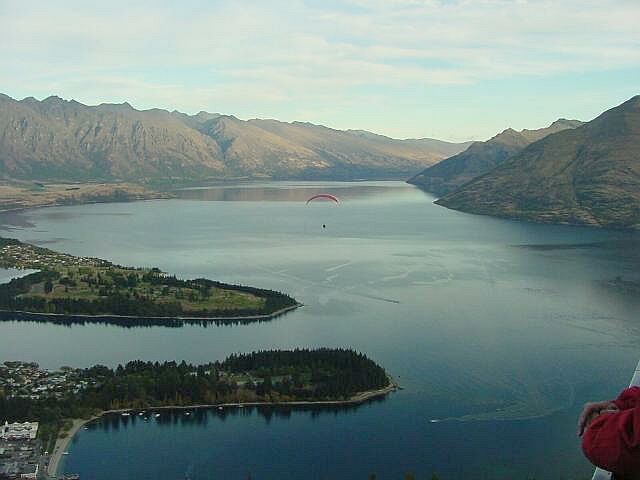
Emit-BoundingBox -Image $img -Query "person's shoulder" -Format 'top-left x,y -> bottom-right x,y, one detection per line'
615,386 -> 640,410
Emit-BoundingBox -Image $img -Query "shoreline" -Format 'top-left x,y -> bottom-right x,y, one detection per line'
47,377 -> 398,477
47,417 -> 99,477
0,303 -> 301,324
0,195 -> 172,216
0,183 -> 174,216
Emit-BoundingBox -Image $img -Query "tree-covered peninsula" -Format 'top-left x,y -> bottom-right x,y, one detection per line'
0,349 -> 394,449
0,237 -> 298,322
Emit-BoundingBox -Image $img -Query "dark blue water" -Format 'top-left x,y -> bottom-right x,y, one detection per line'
0,181 -> 638,480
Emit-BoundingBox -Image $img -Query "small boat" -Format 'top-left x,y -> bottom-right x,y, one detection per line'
429,419 -> 440,423
217,406 -> 223,411
185,412 -> 191,416
138,412 -> 144,416
154,413 -> 161,418
62,451 -> 70,455
121,412 -> 131,417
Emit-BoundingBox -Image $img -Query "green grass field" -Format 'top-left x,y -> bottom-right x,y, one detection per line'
19,266 -> 266,313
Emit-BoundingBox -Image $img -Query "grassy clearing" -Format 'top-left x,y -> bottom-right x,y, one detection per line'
18,266 -> 266,313
0,238 -> 296,319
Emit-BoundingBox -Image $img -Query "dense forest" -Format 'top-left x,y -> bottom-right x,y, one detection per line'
0,349 -> 391,427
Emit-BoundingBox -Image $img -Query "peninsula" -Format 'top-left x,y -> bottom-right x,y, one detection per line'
0,349 -> 396,477
0,181 -> 173,215
0,237 -> 299,324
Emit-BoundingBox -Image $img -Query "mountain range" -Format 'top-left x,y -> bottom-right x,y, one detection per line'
0,94 -> 471,183
407,119 -> 583,196
436,96 -> 640,228
3,92 -> 637,229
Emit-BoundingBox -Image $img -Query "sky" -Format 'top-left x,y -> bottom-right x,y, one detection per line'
0,0 -> 639,141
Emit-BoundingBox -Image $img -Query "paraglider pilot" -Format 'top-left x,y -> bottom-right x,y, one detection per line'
305,194 -> 338,231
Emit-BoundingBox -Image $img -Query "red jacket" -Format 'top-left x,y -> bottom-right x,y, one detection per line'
582,386 -> 640,478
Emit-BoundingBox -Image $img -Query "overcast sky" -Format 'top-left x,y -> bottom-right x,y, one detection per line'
1,0 -> 638,141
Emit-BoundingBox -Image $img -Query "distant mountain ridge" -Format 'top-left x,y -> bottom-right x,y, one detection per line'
0,94 -> 471,183
436,96 -> 640,228
408,119 -> 583,196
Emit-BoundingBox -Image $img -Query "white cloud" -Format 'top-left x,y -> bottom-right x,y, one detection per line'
0,0 -> 638,138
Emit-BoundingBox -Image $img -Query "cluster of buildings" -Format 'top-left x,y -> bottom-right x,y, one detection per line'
0,241 -> 107,269
0,362 -> 89,478
0,361 -> 90,401
0,422 -> 40,479
1,422 -> 38,441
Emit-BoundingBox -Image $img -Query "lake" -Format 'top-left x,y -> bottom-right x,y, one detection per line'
1,181 -> 638,479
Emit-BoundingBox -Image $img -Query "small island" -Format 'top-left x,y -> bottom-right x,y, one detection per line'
0,349 -> 397,477
0,237 -> 299,325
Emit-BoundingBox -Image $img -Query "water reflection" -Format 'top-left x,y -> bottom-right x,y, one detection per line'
174,182 -> 420,202
0,211 -> 37,230
0,307 -> 296,328
2,182 -> 639,479
89,397 -> 387,432
0,211 -> 132,231
512,236 -> 640,265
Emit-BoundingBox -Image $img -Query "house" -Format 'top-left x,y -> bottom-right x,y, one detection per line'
0,422 -> 39,440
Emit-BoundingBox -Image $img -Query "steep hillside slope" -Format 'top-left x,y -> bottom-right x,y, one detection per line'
436,96 -> 640,228
0,94 -> 225,181
408,119 -> 582,196
0,94 -> 470,182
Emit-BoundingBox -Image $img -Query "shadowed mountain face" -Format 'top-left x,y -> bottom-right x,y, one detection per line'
408,119 -> 583,196
0,94 -> 470,183
436,96 -> 640,229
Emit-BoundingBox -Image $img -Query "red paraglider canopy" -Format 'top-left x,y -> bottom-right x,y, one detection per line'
306,194 -> 340,204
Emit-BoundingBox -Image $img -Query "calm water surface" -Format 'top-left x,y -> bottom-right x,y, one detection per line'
1,181 -> 638,480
